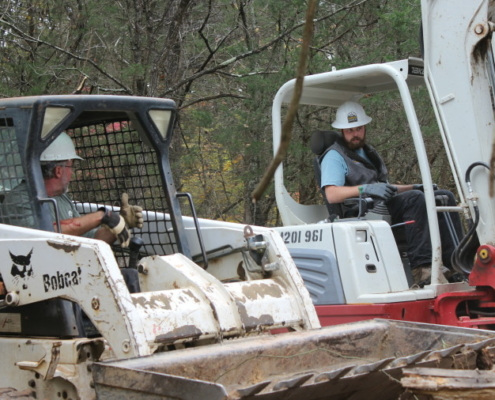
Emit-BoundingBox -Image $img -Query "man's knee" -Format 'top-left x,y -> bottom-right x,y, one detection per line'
387,190 -> 426,217
402,189 -> 426,205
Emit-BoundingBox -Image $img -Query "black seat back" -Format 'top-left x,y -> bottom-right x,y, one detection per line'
310,130 -> 342,157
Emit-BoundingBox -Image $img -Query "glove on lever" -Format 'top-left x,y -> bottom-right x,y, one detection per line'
360,183 -> 397,201
120,193 -> 143,229
99,207 -> 131,247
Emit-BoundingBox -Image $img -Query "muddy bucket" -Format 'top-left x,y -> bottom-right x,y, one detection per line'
93,319 -> 495,400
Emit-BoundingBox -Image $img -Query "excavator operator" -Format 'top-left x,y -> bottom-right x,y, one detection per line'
319,101 -> 463,287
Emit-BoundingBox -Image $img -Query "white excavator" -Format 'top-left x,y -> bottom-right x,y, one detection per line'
272,0 -> 495,329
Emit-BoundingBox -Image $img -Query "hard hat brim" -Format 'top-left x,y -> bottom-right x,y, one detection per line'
332,115 -> 372,129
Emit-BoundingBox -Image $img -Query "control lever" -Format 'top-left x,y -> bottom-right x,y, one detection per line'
122,237 -> 144,294
128,237 -> 144,270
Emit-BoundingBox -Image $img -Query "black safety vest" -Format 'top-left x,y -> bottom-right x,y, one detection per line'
319,139 -> 388,186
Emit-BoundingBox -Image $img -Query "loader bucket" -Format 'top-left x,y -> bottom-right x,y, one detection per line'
93,319 -> 495,400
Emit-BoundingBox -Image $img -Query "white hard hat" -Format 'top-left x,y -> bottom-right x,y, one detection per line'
332,101 -> 372,129
40,132 -> 83,161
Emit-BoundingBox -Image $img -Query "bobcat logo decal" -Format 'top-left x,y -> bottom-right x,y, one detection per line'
10,249 -> 34,280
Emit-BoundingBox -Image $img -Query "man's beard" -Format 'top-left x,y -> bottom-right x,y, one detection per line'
346,136 -> 365,150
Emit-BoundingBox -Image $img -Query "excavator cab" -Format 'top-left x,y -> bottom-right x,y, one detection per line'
271,57 -> 476,323
308,128 -> 463,286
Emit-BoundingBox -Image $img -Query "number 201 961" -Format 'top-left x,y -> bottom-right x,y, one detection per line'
280,229 -> 323,244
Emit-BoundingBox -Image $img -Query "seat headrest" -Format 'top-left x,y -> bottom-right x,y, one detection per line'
310,130 -> 342,156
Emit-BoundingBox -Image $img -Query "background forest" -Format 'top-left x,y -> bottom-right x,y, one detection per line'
0,0 -> 450,226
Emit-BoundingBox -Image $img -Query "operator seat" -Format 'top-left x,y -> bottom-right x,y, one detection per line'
310,130 -> 348,220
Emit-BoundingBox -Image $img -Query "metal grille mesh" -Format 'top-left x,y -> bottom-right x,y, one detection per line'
0,120 -> 33,227
68,120 -> 178,265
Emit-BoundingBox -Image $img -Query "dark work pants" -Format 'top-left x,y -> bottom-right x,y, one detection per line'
385,190 -> 463,270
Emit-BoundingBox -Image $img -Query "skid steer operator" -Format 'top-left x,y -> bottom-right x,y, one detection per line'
320,101 -> 463,286
3,132 -> 143,247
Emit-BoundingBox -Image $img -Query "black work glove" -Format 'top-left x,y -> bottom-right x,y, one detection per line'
360,183 -> 397,201
99,207 -> 131,247
412,184 -> 438,191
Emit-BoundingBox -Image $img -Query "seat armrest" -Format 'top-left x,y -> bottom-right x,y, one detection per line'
342,197 -> 374,218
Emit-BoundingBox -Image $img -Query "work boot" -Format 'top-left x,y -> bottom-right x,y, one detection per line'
438,266 -> 449,284
411,265 -> 448,288
412,265 -> 431,286
448,272 -> 466,283
440,265 -> 453,283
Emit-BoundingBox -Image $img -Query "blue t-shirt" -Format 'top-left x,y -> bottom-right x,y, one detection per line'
320,148 -> 370,187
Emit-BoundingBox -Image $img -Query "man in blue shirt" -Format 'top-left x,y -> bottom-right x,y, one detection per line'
320,101 -> 462,286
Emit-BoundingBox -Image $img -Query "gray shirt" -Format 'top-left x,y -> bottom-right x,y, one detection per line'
50,192 -> 96,238
0,181 -> 95,238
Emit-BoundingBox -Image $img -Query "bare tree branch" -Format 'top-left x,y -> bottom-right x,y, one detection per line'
159,31 -> 290,97
213,197 -> 244,220
0,16 -> 134,94
197,0 -> 215,57
238,0 -> 252,51
216,70 -> 279,78
159,0 -> 369,97
179,93 -> 248,109
251,0 -> 317,201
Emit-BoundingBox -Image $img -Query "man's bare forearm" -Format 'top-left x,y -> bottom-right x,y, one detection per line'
55,210 -> 105,237
325,183 -> 413,203
395,184 -> 413,193
324,185 -> 361,203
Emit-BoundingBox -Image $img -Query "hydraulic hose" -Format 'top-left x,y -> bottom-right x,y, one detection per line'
451,162 -> 489,275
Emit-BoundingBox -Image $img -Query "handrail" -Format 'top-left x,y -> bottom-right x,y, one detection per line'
176,192 -> 208,269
